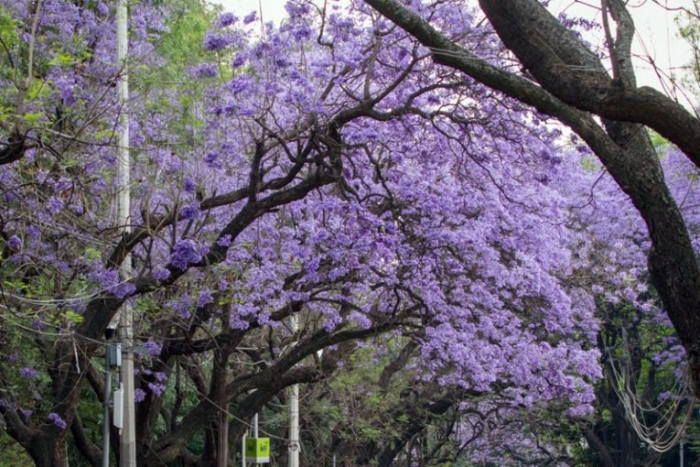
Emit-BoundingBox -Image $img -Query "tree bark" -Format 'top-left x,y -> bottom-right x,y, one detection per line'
25,434 -> 69,467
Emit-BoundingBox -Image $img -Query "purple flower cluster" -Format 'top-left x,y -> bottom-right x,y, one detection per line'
19,367 -> 40,380
170,239 -> 208,270
203,151 -> 221,169
203,31 -> 229,51
147,382 -> 166,397
142,340 -> 162,356
218,12 -> 237,28
153,268 -> 171,281
194,63 -> 218,78
47,412 -> 67,430
243,11 -> 257,25
180,202 -> 200,220
134,388 -> 146,403
7,235 -> 22,249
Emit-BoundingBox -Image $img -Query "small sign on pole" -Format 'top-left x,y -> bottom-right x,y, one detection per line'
245,438 -> 270,463
113,384 -> 124,429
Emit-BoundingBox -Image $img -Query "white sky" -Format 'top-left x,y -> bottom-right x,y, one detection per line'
549,0 -> 695,101
210,0 -> 696,101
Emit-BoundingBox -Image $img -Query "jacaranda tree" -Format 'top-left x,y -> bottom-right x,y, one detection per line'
366,0 -> 700,396
0,0 -> 695,465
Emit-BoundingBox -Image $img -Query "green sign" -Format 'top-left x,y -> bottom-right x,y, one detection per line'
245,438 -> 270,463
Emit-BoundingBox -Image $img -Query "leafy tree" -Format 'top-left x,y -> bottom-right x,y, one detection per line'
0,0 -> 697,466
365,0 -> 700,398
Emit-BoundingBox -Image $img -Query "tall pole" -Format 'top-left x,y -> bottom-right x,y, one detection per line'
116,0 -> 136,465
102,349 -> 112,467
680,439 -> 685,467
288,314 -> 299,467
241,433 -> 247,467
253,413 -> 260,467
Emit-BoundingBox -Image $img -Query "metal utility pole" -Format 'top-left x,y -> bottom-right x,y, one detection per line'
680,438 -> 684,467
103,334 -> 121,467
241,433 -> 247,467
253,413 -> 260,467
102,338 -> 113,467
288,314 -> 299,467
116,0 -> 136,465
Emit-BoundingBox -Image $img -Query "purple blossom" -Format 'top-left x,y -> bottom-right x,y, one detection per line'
153,268 -> 171,281
197,288 -> 214,308
228,75 -> 252,94
194,63 -> 218,78
203,31 -> 228,51
216,235 -> 232,247
96,1 -> 109,15
231,54 -> 246,68
285,2 -> 311,17
142,340 -> 162,356
218,12 -> 237,28
180,202 -> 200,220
203,151 -> 221,169
19,367 -> 40,380
170,239 -> 208,270
293,25 -> 312,41
48,196 -> 64,214
243,11 -> 257,24
89,268 -> 134,298
183,177 -> 197,193
167,295 -> 193,319
134,388 -> 146,403
147,382 -> 166,397
61,83 -> 76,107
47,412 -> 67,430
7,235 -> 21,249
113,282 -> 136,299
26,225 -> 40,239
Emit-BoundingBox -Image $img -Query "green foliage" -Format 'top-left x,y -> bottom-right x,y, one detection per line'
135,0 -> 219,92
0,7 -> 20,80
132,0 -> 222,153
0,430 -> 32,466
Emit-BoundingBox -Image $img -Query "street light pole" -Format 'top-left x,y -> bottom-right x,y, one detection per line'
116,0 -> 135,465
680,438 -> 684,467
288,314 -> 299,467
102,339 -> 113,467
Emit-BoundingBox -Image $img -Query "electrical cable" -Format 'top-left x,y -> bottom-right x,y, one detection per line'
605,343 -> 696,453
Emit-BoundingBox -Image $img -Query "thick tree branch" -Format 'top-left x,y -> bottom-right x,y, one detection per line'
477,0 -> 700,165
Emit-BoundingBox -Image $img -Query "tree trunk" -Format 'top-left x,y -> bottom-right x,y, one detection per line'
25,434 -> 69,467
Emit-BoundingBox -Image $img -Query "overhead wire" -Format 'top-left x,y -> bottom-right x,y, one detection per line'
605,343 -> 696,453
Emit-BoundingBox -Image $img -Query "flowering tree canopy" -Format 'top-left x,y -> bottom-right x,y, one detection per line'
365,0 -> 700,397
0,0 -> 696,465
